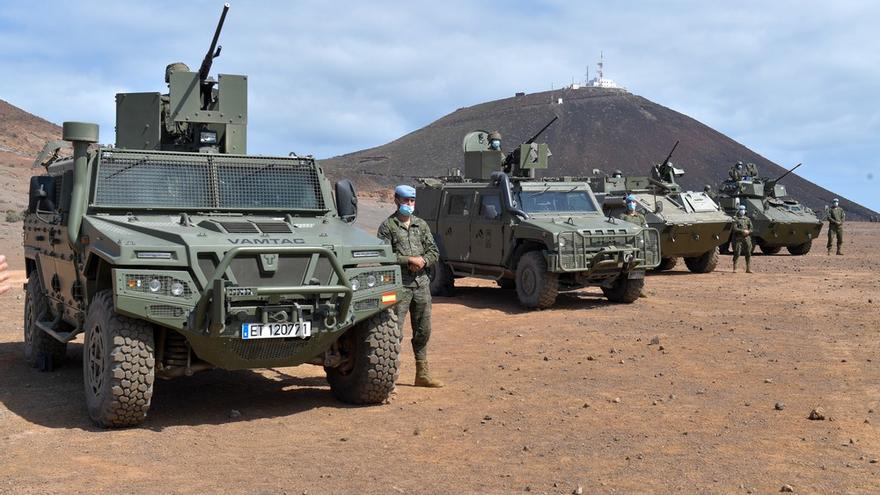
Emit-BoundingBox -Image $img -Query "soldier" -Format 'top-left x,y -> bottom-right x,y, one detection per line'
618,194 -> 647,227
611,170 -> 624,178
826,198 -> 845,255
162,62 -> 192,140
729,161 -> 745,181
745,162 -> 759,179
731,204 -> 753,273
377,185 -> 443,388
0,254 -> 10,296
487,131 -> 502,151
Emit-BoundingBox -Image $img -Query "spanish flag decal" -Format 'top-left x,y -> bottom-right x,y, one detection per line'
381,292 -> 397,304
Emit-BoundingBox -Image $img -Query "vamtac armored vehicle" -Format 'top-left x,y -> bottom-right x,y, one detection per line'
714,162 -> 822,255
589,142 -> 733,273
415,121 -> 661,310
22,5 -> 403,428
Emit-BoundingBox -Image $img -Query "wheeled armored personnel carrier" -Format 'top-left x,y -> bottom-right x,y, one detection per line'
22,5 -> 403,427
415,122 -> 661,310
714,163 -> 822,255
589,142 -> 732,273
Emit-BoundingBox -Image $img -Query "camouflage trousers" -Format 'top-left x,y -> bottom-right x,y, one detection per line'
827,225 -> 843,250
732,237 -> 752,265
396,283 -> 432,361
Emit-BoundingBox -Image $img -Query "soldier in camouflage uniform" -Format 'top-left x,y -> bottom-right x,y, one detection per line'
618,194 -> 647,227
731,204 -> 753,273
729,161 -> 746,181
377,185 -> 443,388
745,162 -> 759,179
826,198 -> 845,255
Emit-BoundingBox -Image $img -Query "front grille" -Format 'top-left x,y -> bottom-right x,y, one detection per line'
148,305 -> 185,318
354,298 -> 379,311
230,338 -> 312,361
198,253 -> 334,287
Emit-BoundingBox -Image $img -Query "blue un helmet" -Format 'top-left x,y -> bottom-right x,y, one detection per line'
625,194 -> 637,211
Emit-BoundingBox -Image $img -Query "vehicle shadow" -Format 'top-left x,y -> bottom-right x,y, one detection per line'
433,285 -> 609,314
0,341 -> 365,432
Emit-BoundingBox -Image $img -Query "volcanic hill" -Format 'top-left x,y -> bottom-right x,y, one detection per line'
321,87 -> 876,221
0,99 -> 62,214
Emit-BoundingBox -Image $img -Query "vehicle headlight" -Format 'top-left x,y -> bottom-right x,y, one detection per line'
559,238 -> 566,248
170,282 -> 185,297
351,278 -> 360,291
148,279 -> 162,293
366,274 -> 377,288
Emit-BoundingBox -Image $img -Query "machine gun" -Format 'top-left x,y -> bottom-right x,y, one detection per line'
651,140 -> 679,185
198,3 -> 230,84
763,162 -> 802,196
502,116 -> 558,174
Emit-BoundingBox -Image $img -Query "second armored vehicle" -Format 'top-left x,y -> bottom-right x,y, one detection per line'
22,5 -> 403,428
714,163 -> 822,255
589,142 -> 733,273
415,124 -> 660,310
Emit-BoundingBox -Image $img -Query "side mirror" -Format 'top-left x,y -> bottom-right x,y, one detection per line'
334,179 -> 358,223
28,176 -> 56,213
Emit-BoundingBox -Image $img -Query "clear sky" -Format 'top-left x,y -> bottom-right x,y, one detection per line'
1,0 -> 877,211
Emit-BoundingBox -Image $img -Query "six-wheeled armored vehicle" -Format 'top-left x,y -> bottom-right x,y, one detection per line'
415,124 -> 661,310
22,5 -> 403,427
589,142 -> 733,273
714,163 -> 822,255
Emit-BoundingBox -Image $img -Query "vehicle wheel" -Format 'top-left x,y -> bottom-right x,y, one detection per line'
427,262 -> 454,296
718,242 -> 730,255
602,276 -> 644,304
496,278 -> 515,290
515,251 -> 558,309
787,240 -> 812,256
760,245 -> 782,255
83,290 -> 155,428
23,276 -> 67,371
326,308 -> 401,404
654,257 -> 678,272
684,248 -> 719,273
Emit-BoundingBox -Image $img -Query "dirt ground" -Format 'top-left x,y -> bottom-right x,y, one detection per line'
0,221 -> 878,495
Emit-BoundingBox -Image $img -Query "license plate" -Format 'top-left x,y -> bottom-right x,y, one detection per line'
242,321 -> 311,340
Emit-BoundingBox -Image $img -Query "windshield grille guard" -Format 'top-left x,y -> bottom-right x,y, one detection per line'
92,149 -> 326,211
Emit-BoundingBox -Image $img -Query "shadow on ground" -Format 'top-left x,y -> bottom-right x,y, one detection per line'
0,341 -> 360,432
433,284 -> 610,314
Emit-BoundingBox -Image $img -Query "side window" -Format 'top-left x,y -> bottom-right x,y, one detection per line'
479,193 -> 502,219
447,194 -> 471,216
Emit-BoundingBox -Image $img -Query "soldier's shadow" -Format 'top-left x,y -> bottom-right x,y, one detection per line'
0,341 -> 365,432
434,284 -> 609,314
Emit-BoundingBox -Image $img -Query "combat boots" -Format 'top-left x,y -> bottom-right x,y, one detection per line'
732,261 -> 737,273
745,260 -> 752,274
837,247 -> 844,255
827,248 -> 832,256
414,360 -> 444,388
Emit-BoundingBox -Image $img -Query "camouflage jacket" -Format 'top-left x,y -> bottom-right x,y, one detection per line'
827,207 -> 845,226
618,211 -> 647,227
377,214 -> 439,288
732,216 -> 753,239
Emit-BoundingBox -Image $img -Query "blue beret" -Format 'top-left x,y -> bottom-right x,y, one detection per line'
625,194 -> 637,202
395,185 -> 416,198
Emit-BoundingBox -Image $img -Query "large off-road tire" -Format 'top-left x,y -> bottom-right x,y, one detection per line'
602,276 -> 644,304
515,251 -> 558,309
427,262 -> 454,297
787,240 -> 812,256
83,290 -> 155,428
326,308 -> 401,404
684,248 -> 719,273
760,244 -> 782,255
23,276 -> 67,371
654,257 -> 678,272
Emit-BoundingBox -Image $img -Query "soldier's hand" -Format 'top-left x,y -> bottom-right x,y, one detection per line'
408,256 -> 427,270
743,230 -> 750,236
0,255 -> 10,296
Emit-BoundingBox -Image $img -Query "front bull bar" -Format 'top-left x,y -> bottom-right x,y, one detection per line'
190,246 -> 353,336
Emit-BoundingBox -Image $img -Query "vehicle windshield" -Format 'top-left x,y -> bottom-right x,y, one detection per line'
517,189 -> 598,213
93,150 -> 326,211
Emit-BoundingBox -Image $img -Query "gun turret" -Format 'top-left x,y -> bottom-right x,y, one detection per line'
763,162 -> 802,196
198,3 -> 230,83
502,116 -> 558,174
651,140 -> 680,186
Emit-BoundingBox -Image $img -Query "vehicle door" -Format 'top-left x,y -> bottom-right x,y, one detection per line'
470,189 -> 505,265
437,189 -> 474,262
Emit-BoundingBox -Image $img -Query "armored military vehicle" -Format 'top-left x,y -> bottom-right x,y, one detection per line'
589,142 -> 733,273
415,122 -> 661,310
714,163 -> 822,255
22,5 -> 403,428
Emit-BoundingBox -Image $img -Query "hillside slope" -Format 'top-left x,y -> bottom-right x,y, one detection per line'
0,99 -> 62,213
322,87 -> 876,220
